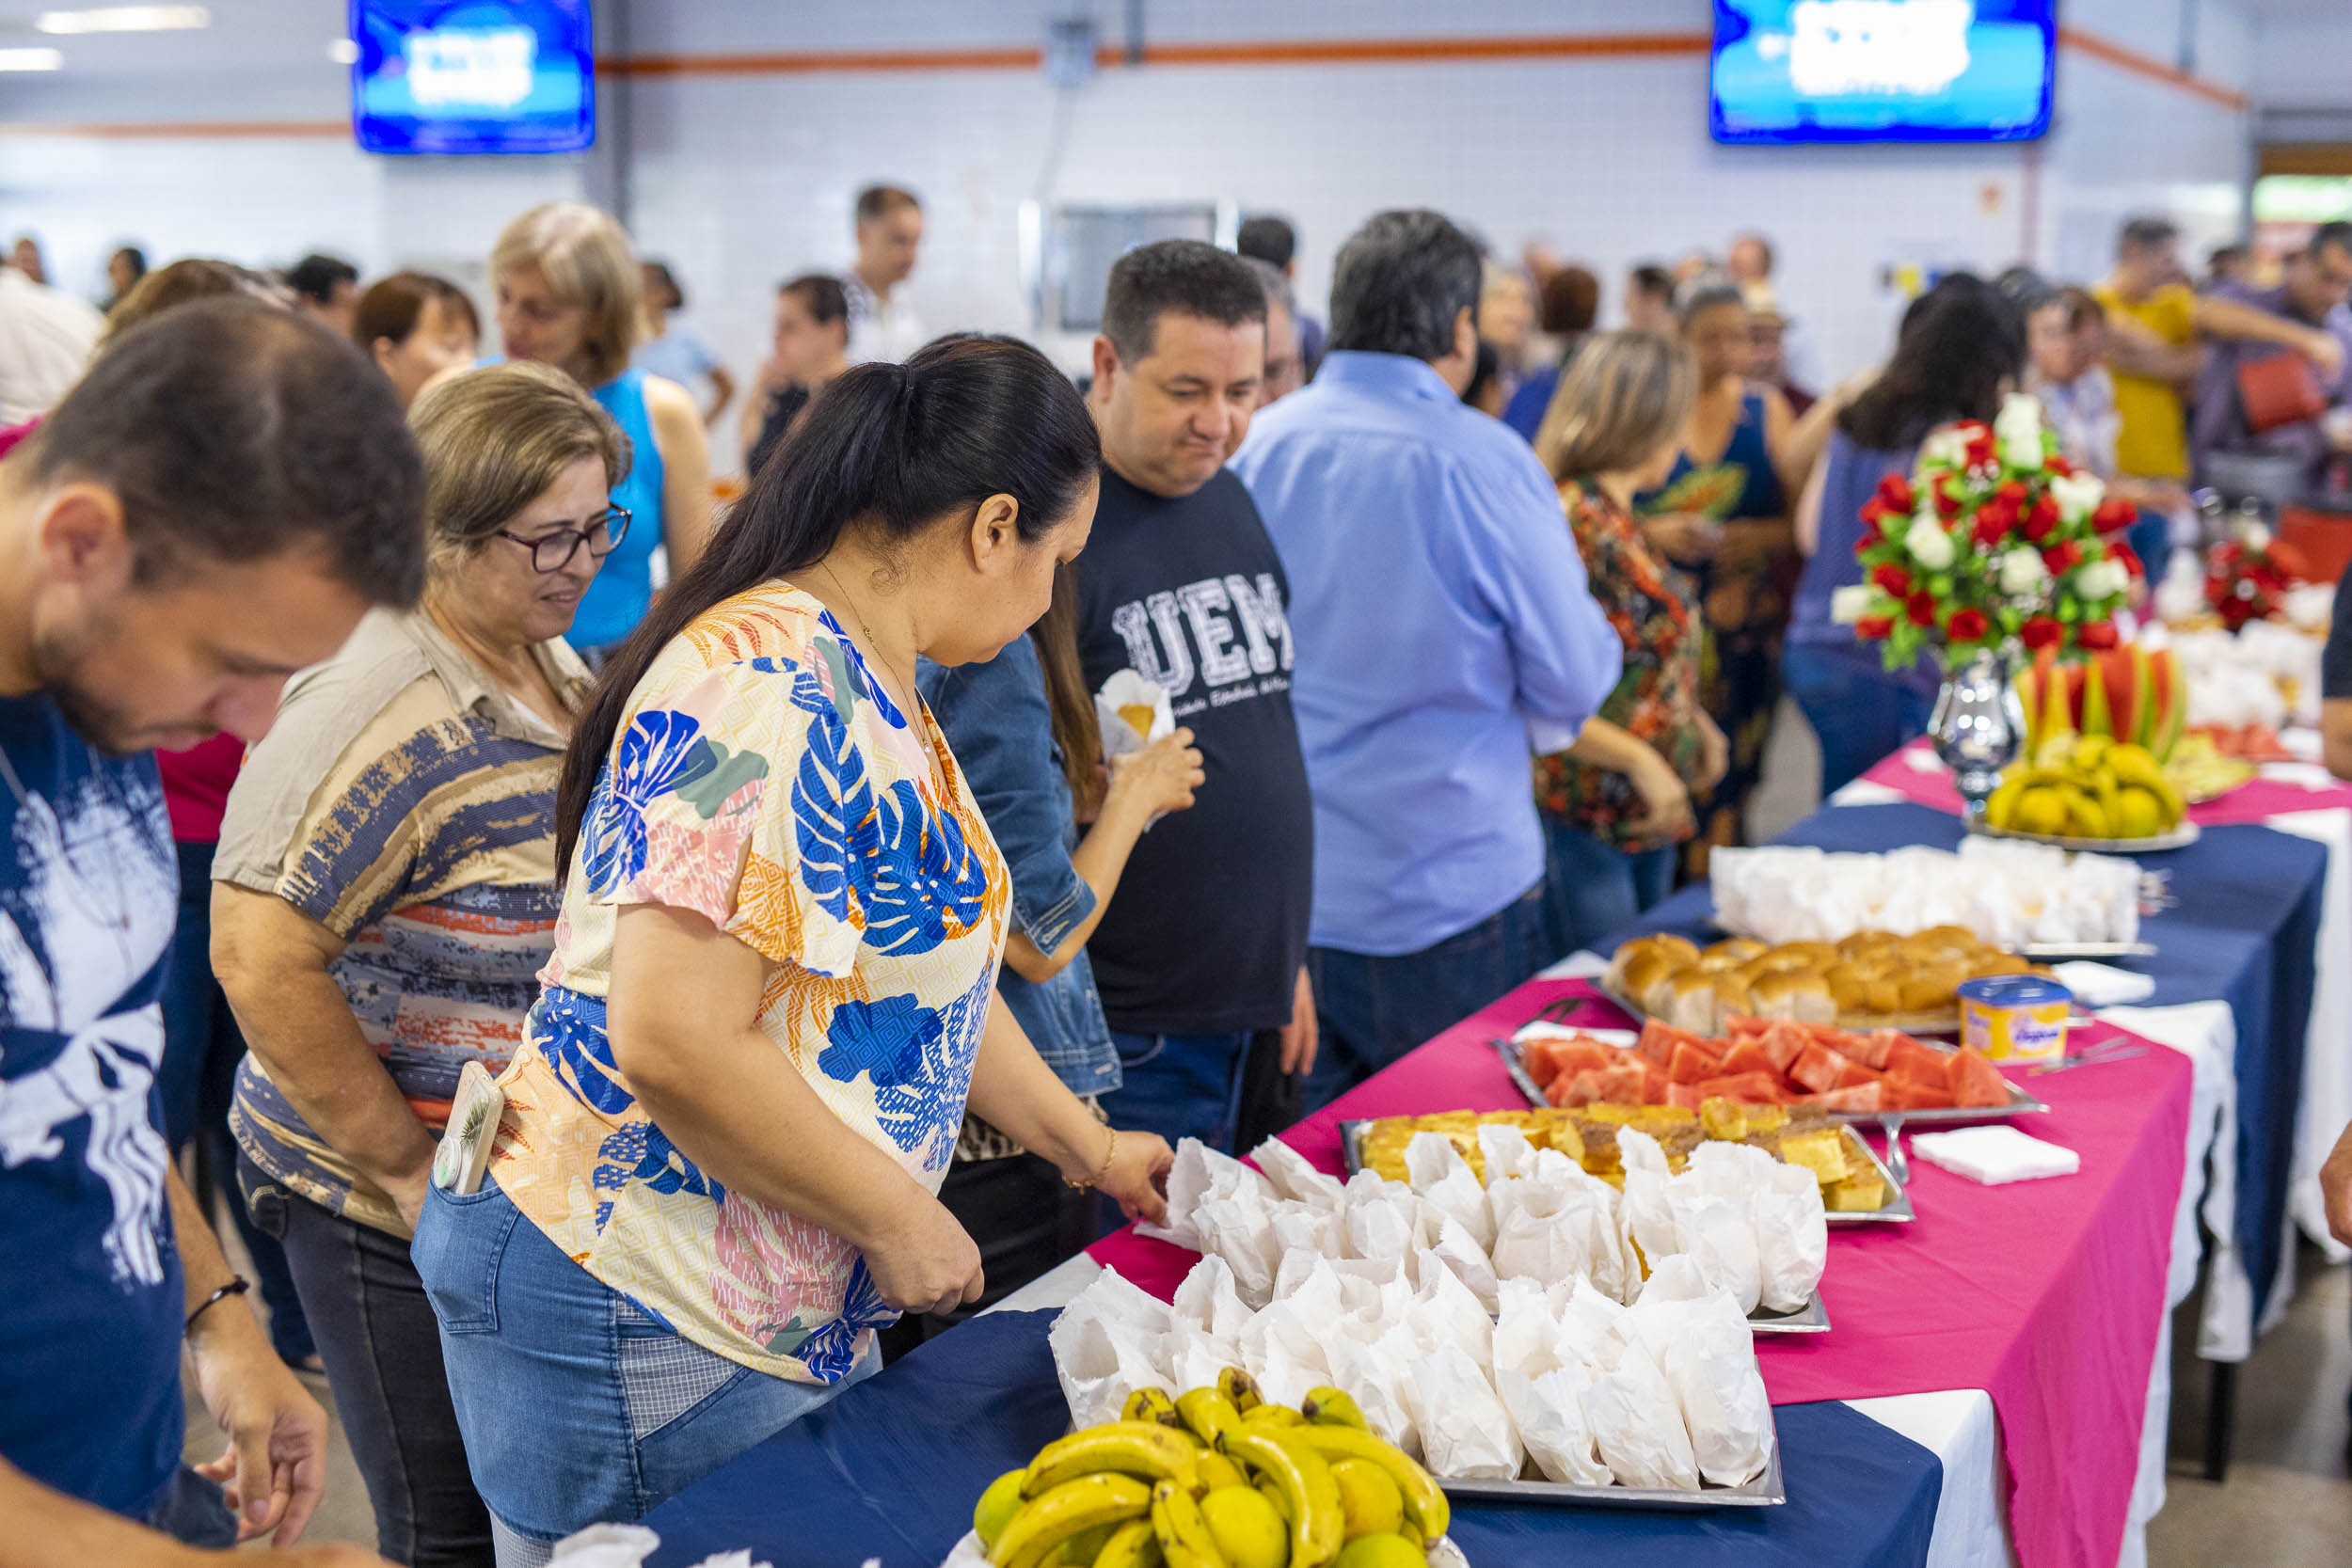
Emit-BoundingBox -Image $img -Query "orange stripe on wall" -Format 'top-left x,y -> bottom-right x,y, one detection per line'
2056,24 -> 2246,114
616,44 -> 1042,76
0,119 -> 348,138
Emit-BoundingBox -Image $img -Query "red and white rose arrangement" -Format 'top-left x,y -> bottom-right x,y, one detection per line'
1835,393 -> 2143,669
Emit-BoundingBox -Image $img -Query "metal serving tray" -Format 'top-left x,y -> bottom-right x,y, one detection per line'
1438,1433 -> 1786,1510
1339,1117 -> 1913,1226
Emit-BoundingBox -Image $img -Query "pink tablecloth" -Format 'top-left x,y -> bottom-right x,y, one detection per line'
1857,736 -> 2352,825
1089,977 -> 2192,1568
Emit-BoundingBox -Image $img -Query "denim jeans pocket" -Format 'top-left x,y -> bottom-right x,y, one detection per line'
1112,1033 -> 1167,1072
410,1178 -> 519,1336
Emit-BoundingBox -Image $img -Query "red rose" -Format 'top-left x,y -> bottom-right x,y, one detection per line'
2045,454 -> 2075,477
2041,539 -> 2081,576
1906,591 -> 1938,627
2092,497 -> 2136,534
2076,620 -> 2119,650
1946,608 -> 1990,642
2021,615 -> 2064,650
2026,495 -> 2058,532
1995,480 -> 2027,506
1973,511 -> 2011,551
1871,562 -> 1913,596
2023,504 -> 2058,545
1933,474 -> 1964,518
1854,615 -> 1895,640
1876,473 -> 1915,512
2108,541 -> 2144,580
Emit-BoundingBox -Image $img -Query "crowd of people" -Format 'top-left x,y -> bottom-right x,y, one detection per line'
8,184 -> 2352,1568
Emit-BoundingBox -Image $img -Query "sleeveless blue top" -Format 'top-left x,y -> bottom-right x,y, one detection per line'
1652,390 -> 1787,523
576,368 -> 669,651
1789,430 -> 1939,694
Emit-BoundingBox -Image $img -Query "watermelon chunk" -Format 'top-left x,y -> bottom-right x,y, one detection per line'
1718,1040 -> 1776,1079
1636,1018 -> 1707,1067
1885,1038 -> 1954,1088
1833,1058 -> 1883,1089
1789,1041 -> 1851,1094
1818,1082 -> 1885,1114
1696,1070 -> 1788,1104
1756,1022 -> 1812,1074
1525,1045 -> 1563,1088
1885,1077 -> 1956,1111
1722,1013 -> 1772,1038
1948,1048 -> 2014,1109
1597,1062 -> 1648,1103
1637,1061 -> 1674,1105
1668,1040 -> 1726,1085
1665,1082 -> 1707,1111
1842,1029 -> 1905,1071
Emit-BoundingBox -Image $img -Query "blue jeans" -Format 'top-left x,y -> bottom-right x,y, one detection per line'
413,1178 -> 879,1566
1303,885 -> 1549,1108
1542,822 -> 1677,961
146,1465 -> 238,1548
1097,1028 -> 1297,1157
1784,641 -> 1939,800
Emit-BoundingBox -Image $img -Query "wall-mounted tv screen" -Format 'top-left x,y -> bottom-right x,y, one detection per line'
1711,0 -> 2055,145
351,1 -> 594,155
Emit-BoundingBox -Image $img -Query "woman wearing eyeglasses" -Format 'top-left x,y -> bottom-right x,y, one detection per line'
208,362 -> 626,1566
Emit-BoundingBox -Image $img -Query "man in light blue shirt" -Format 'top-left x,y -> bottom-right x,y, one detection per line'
1232,210 -> 1623,1102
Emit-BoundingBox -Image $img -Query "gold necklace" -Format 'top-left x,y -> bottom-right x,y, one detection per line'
815,560 -> 915,705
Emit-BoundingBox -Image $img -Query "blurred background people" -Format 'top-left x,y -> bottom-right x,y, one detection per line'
353,270 -> 482,409
286,252 -> 360,338
1241,256 -> 1305,405
103,245 -> 146,312
1239,213 -> 1326,377
1503,262 -> 1599,441
492,201 -> 713,660
10,233 -> 47,282
1625,261 -> 1677,335
636,259 -> 737,426
0,239 -> 103,423
2189,221 -> 2352,493
846,183 -> 926,363
1726,230 -> 1823,394
740,272 -> 851,477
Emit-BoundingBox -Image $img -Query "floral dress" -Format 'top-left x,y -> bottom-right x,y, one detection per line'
487,582 -> 1009,1385
1534,481 -> 1707,853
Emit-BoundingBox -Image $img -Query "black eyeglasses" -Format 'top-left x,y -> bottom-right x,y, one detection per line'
496,506 -> 630,573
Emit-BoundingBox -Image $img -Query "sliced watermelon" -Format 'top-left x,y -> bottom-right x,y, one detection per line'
1637,1061 -> 1674,1105
1722,1012 -> 1772,1038
1718,1040 -> 1777,1079
1756,1022 -> 1813,1074
1885,1038 -> 1954,1088
1667,1040 -> 1726,1085
1832,1058 -> 1883,1089
1884,1077 -> 1956,1111
1665,1082 -> 1708,1111
1597,1062 -> 1648,1102
2095,647 -> 2137,740
1842,1029 -> 1904,1070
2147,646 -> 2185,762
1638,1018 -> 1707,1068
1790,1041 -> 1851,1094
1696,1070 -> 1787,1103
1947,1048 -> 2015,1109
1818,1082 -> 1885,1113
1525,1045 -> 1564,1088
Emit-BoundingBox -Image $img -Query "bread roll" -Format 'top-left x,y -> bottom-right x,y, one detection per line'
1824,963 -> 1869,1013
1864,976 -> 1902,1014
1837,930 -> 1899,960
1897,959 -> 1966,1013
1773,941 -> 1839,970
1617,946 -> 1677,1005
1704,938 -> 1768,964
1711,974 -> 1753,1030
1752,967 -> 1836,1025
1650,933 -> 1700,967
1665,968 -> 1719,1033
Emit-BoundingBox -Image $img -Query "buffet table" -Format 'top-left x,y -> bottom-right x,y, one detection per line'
640,974 -> 2191,1568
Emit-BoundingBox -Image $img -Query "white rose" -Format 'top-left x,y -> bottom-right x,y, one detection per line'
2244,520 -> 2272,552
1830,584 -> 1877,625
1994,393 -> 2046,470
2075,560 -> 2128,600
1999,547 -> 2049,597
1921,427 -> 1972,469
1903,515 -> 1957,572
2049,471 -> 2106,524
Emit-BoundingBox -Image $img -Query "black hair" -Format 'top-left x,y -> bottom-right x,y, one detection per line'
109,245 -> 146,281
2209,243 -> 2249,268
855,184 -> 921,224
1629,263 -> 1675,300
642,260 -> 684,312
2118,216 -> 2179,256
556,334 -> 1102,872
2308,224 -> 2352,261
286,252 -> 358,306
1839,273 -> 2026,452
1236,215 -> 1297,272
1676,279 -> 1746,327
780,273 -> 850,326
1328,210 -> 1482,362
1461,340 -> 1501,408
1100,239 -> 1267,365
1994,263 -> 2054,316
30,295 -> 424,605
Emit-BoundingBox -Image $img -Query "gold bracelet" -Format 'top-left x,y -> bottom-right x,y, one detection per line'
1068,1126 -> 1118,1191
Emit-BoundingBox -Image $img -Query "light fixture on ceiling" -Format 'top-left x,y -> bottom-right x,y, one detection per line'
327,38 -> 358,65
0,46 -> 65,69
36,6 -> 211,33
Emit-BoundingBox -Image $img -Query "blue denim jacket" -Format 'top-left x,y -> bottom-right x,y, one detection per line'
917,640 -> 1120,1098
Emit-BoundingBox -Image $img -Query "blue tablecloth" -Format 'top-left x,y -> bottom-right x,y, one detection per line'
641,1310 -> 1944,1568
1612,802 -> 2328,1324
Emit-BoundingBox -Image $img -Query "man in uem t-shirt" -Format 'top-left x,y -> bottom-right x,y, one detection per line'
1073,239 -> 1316,1154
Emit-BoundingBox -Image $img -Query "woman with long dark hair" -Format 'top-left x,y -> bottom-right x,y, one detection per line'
888,562 -> 1203,1352
1784,274 -> 2027,794
412,334 -> 1174,1561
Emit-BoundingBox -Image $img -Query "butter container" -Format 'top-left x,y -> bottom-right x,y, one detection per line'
1957,974 -> 2073,1062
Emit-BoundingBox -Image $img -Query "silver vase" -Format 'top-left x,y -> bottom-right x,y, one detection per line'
1931,647 -> 2026,824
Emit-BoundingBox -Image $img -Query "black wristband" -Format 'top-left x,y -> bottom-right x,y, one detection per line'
186,1275 -> 250,1334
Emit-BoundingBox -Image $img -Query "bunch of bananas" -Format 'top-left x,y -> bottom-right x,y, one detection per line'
1983,733 -> 2186,842
974,1369 -> 1447,1568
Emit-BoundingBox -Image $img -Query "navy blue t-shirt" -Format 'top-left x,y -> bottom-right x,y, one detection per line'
0,692 -> 183,1520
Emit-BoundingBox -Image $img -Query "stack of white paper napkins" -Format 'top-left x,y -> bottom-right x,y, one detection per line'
2049,960 -> 2155,1006
1910,1126 -> 2080,1185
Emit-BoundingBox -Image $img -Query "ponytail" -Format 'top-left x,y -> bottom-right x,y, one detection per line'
555,333 -> 1101,873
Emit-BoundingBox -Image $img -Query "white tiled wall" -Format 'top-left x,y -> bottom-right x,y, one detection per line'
0,0 -> 2266,473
